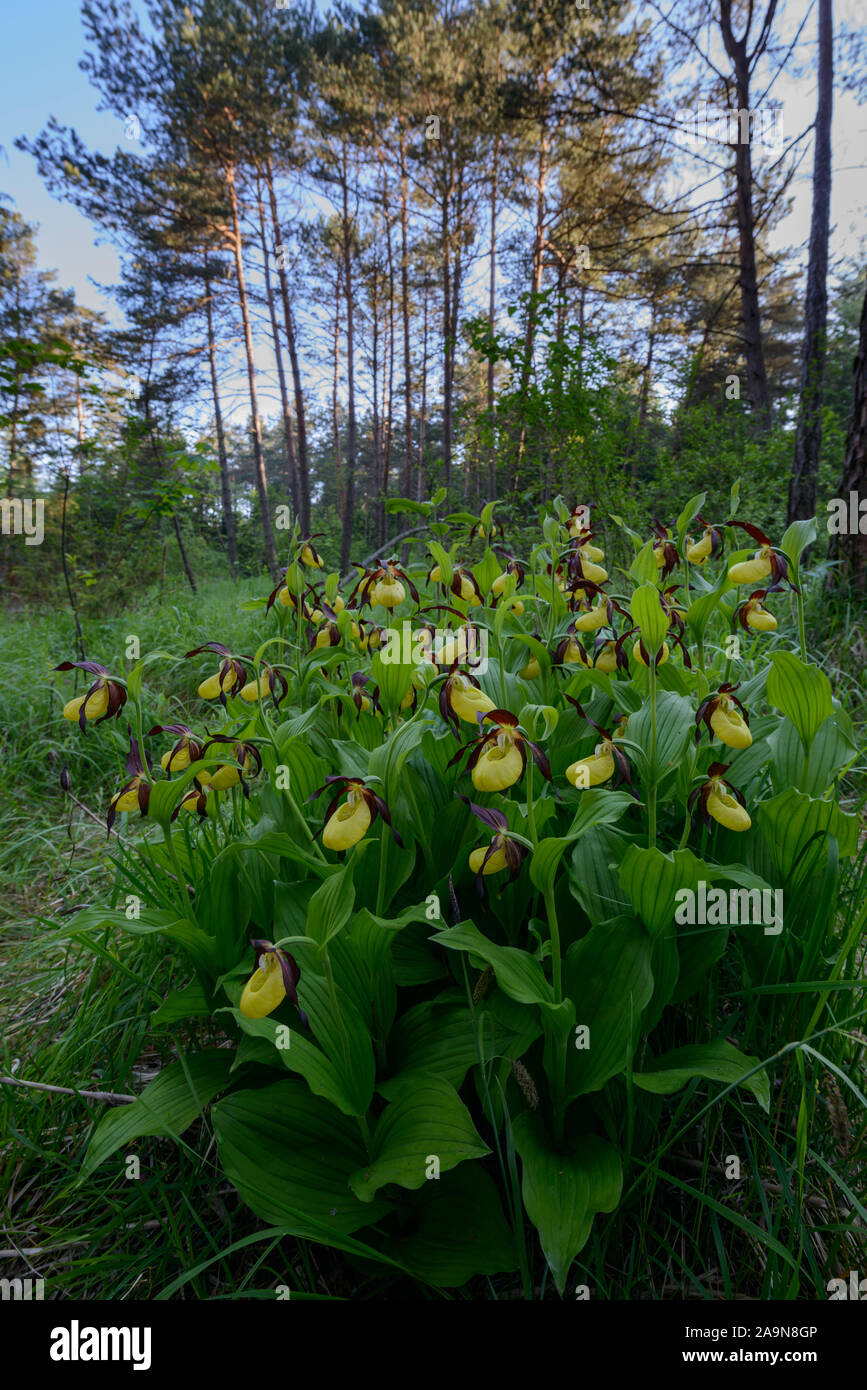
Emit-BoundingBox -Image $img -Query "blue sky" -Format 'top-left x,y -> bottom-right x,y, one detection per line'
2,3 -> 123,316
2,0 -> 865,434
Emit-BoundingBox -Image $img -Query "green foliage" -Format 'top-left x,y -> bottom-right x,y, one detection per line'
38,491 -> 862,1298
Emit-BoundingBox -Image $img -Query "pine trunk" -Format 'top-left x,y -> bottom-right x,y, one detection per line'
226,163 -> 279,580
788,0 -> 834,523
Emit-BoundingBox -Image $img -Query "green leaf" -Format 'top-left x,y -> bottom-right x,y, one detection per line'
430,920 -> 553,1006
568,826 -> 632,926
213,1080 -> 391,1235
514,1112 -> 622,1294
306,858 -> 357,948
382,1163 -> 517,1286
151,979 -> 209,1025
619,845 -> 706,938
81,1051 -> 233,1179
562,917 -> 654,1100
766,651 -> 833,751
633,1040 -> 770,1111
629,540 -> 658,586
567,788 -> 635,838
529,836 -> 572,895
630,582 -> 668,654
675,492 -> 706,549
349,1075 -> 489,1201
427,539 -> 453,587
757,787 -> 859,880
780,517 -> 818,574
768,711 -> 857,796
387,1000 -> 479,1089
627,689 -> 694,782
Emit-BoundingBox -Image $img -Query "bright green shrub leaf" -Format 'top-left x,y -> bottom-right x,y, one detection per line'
225,1006 -> 356,1113
151,979 -> 209,1025
295,969 -> 376,1115
82,1051 -> 234,1178
513,1112 -> 622,1294
780,517 -> 818,574
569,826 -> 632,926
619,845 -> 707,938
427,539 -> 453,587
630,540 -> 658,586
684,587 -> 717,637
233,830 -> 333,879
367,712 -> 435,795
349,1075 -> 489,1201
769,711 -> 857,796
675,491 -> 706,548
382,1163 -> 517,1286
630,582 -> 668,653
529,836 -> 572,895
626,690 -> 694,781
213,1080 -> 391,1235
430,920 -> 553,1006
567,788 -> 635,838
387,1000 -> 480,1089
766,651 -> 833,751
633,1040 -> 770,1111
55,906 -> 217,974
757,787 -> 859,881
306,858 -> 357,948
562,917 -> 654,1100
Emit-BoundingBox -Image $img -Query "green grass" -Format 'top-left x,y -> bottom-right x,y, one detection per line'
1,568 -> 865,1300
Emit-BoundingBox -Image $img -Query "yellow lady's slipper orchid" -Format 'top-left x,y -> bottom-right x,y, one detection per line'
519,656 -> 541,680
238,942 -> 303,1022
201,738 -> 261,794
739,595 -> 777,631
574,601 -> 609,633
709,704 -> 752,749
706,786 -> 751,831
324,793 -> 371,849
56,661 -> 127,731
728,546 -> 773,585
686,531 -> 713,564
577,556 -> 608,584
472,735 -> 524,792
594,641 -> 618,674
469,839 -> 509,875
448,673 -> 496,725
371,576 -> 406,608
690,763 -> 751,832
240,951 -> 286,1018
313,776 -> 402,853
241,672 -> 271,702
63,683 -> 109,724
353,559 -> 418,611
560,637 -> 589,666
696,684 -> 752,749
566,744 -> 615,788
300,541 -> 323,568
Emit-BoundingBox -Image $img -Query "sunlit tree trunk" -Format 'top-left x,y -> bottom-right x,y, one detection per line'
788,0 -> 833,522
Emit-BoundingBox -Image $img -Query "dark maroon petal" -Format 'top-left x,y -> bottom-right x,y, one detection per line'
457,794 -> 508,832
184,642 -> 231,659
55,660 -> 109,676
730,519 -> 771,546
